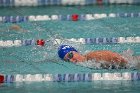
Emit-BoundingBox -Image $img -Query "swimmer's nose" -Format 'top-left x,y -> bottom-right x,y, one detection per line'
70,56 -> 83,63
70,58 -> 77,63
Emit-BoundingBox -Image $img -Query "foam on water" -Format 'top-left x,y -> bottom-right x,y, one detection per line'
76,49 -> 140,70
122,49 -> 140,69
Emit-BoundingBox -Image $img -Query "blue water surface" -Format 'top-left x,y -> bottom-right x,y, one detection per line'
0,5 -> 140,93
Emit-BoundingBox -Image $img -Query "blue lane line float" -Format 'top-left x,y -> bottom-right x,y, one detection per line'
17,16 -> 27,23
85,37 -> 118,44
3,16 -> 10,23
54,73 -> 90,82
22,40 -> 35,46
76,73 -> 85,82
10,16 -> 17,23
51,0 -> 61,5
106,37 -> 118,44
38,0 -> 45,5
83,73 -> 92,82
131,72 -> 140,80
2,0 -> 14,7
2,16 -> 28,23
117,13 -> 140,18
133,0 -> 140,4
44,0 -> 49,5
63,74 -> 75,82
54,74 -> 62,82
59,15 -> 71,21
1,72 -> 140,83
0,0 -> 3,7
117,13 -> 133,18
85,38 -> 96,44
38,0 -> 61,5
133,13 -> 139,17
97,37 -> 104,44
80,14 -> 86,21
65,15 -> 71,21
5,75 -> 14,83
38,0 -> 45,6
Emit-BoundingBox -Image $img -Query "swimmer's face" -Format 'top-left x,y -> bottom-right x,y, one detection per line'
64,51 -> 85,63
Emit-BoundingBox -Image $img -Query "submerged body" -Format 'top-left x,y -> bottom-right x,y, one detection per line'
9,24 -> 27,32
10,24 -> 21,30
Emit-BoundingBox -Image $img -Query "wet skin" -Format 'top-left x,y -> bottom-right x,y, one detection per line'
64,51 -> 128,67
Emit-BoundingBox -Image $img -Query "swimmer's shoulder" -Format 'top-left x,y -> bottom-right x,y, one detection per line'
84,51 -> 99,60
83,50 -> 117,60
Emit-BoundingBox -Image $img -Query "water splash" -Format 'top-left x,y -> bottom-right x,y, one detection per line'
122,49 -> 140,69
76,49 -> 140,70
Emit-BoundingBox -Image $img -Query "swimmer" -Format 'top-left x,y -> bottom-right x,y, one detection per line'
58,45 -> 139,69
9,24 -> 27,32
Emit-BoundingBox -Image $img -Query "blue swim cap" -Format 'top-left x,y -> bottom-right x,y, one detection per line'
58,45 -> 77,59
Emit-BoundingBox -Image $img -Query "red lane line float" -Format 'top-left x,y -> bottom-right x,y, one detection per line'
36,39 -> 45,46
97,0 -> 103,5
72,14 -> 79,21
0,75 -> 4,83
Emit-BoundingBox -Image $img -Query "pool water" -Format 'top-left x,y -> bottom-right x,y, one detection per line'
0,5 -> 140,93
1,81 -> 140,93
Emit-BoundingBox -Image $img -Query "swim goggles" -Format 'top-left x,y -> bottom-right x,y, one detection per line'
64,51 -> 73,62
